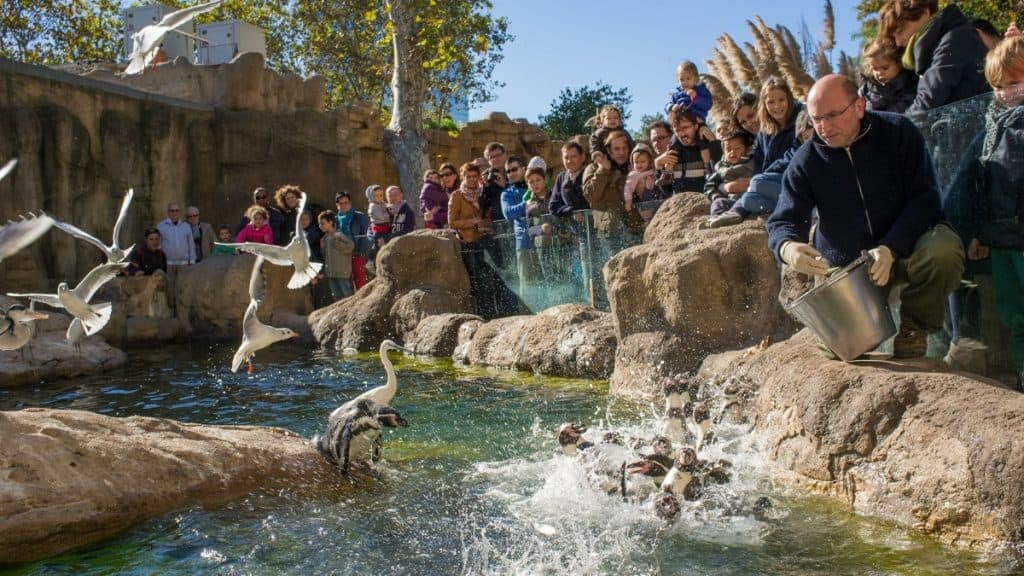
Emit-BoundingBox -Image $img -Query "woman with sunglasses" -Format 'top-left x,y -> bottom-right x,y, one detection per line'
421,164 -> 456,229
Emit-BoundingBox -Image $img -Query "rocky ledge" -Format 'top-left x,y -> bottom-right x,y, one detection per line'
0,408 -> 332,563
698,329 -> 1024,549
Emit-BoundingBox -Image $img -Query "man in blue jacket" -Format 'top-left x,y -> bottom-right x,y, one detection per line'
767,75 -> 964,358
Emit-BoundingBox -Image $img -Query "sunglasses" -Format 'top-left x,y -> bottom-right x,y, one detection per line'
186,213 -> 199,218
168,208 -> 180,212
255,195 -> 268,200
506,166 -> 522,174
440,171 -> 455,177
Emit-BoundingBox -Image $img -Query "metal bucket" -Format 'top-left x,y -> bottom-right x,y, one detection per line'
786,253 -> 897,362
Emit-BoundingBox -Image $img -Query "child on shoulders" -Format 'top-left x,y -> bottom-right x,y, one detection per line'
588,104 -> 635,162
666,60 -> 714,173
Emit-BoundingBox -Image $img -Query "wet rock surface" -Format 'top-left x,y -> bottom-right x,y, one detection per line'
0,408 -> 332,563
697,329 -> 1024,549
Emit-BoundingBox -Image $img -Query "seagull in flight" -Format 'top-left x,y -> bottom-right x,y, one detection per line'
216,191 -> 323,289
123,0 -> 223,75
231,256 -> 299,373
52,188 -> 135,263
8,261 -> 128,337
0,159 -> 55,263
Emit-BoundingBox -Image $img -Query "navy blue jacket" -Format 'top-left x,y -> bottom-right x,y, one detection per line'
754,102 -> 804,175
906,3 -> 989,114
767,111 -> 942,268
549,169 -> 588,217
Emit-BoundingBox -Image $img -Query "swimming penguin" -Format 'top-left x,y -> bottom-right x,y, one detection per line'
0,304 -> 48,352
661,375 -> 693,443
313,399 -> 409,475
654,447 -> 703,521
688,402 -> 715,451
556,422 -> 593,456
625,452 -> 674,488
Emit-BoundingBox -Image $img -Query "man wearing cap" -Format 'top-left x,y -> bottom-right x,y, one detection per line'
185,206 -> 215,263
766,74 -> 964,358
334,192 -> 370,290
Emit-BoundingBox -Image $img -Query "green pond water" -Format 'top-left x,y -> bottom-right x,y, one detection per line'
0,343 -> 1018,575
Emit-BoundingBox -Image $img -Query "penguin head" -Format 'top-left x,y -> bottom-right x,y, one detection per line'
674,446 -> 698,472
625,453 -> 672,477
692,403 -> 711,425
376,406 -> 409,428
662,374 -> 692,397
557,423 -> 590,454
654,492 -> 681,521
651,435 -> 674,457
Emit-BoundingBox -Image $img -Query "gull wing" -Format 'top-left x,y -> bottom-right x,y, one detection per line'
216,242 -> 291,266
0,158 -> 17,181
155,0 -> 222,32
248,255 -> 267,302
111,188 -> 134,251
0,213 -> 54,262
6,292 -> 62,310
295,192 -> 310,254
123,27 -> 164,75
53,220 -> 110,257
72,262 -> 129,303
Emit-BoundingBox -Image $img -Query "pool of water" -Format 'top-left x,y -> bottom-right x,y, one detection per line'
0,343 -> 1017,575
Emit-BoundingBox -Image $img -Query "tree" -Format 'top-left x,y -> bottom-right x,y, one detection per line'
0,0 -> 120,64
538,82 -> 633,141
633,113 -> 667,142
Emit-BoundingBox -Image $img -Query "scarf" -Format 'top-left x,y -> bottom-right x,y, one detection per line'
337,209 -> 353,237
901,14 -> 937,71
460,182 -> 481,207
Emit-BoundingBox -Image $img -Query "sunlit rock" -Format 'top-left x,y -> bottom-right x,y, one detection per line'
0,408 -> 332,563
698,329 -> 1024,549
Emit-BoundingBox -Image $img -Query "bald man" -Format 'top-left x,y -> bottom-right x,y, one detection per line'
767,74 -> 964,358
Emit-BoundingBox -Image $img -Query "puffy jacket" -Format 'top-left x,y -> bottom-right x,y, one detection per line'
235,222 -> 274,245
976,103 -> 1024,249
665,82 -> 713,120
860,70 -> 918,114
767,111 -> 942,268
419,179 -> 449,228
500,181 -> 534,251
906,3 -> 989,114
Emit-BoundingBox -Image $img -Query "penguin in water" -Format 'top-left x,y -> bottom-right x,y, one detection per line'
555,423 -> 633,496
625,441 -> 675,489
556,422 -> 593,455
0,304 -> 48,355
661,375 -> 695,443
688,402 -> 715,451
654,446 -> 701,521
313,399 -> 409,476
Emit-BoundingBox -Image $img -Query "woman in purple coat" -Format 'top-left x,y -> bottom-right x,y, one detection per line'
421,165 -> 454,229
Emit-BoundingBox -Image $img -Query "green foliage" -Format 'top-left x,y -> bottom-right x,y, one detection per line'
424,115 -> 461,137
538,82 -> 633,141
0,0 -> 120,64
856,0 -> 1022,42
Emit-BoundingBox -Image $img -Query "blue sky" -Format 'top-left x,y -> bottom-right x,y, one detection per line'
472,0 -> 863,131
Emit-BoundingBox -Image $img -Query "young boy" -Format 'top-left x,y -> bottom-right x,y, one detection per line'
859,39 -> 918,113
317,210 -> 356,302
666,60 -> 714,172
969,36 -> 1024,386
212,225 -> 235,255
702,131 -> 756,220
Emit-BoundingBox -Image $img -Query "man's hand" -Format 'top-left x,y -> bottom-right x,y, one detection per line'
867,245 -> 894,286
781,241 -> 829,276
594,151 -> 611,171
655,150 -> 678,170
967,238 -> 989,261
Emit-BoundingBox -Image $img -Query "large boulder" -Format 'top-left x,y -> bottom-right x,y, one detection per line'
96,272 -> 180,347
174,254 -> 311,339
605,193 -> 797,398
457,304 -> 617,378
0,408 -> 333,563
408,313 -> 483,357
697,330 -> 1024,549
0,297 -> 126,388
310,230 -> 473,350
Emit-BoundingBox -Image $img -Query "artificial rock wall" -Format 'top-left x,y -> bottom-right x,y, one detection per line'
0,54 -> 563,293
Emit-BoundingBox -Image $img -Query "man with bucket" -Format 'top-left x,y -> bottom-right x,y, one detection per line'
766,74 -> 964,358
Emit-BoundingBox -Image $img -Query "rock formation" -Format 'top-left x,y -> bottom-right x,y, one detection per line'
0,408 -> 333,563
698,330 -> 1024,549
310,230 -> 473,350
605,193 -> 798,398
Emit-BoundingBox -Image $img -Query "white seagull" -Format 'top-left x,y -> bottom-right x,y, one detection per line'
231,256 -> 299,373
8,261 -> 128,337
330,339 -> 412,419
122,0 -> 223,76
0,213 -> 54,263
0,304 -> 49,352
52,188 -> 135,263
216,191 -> 323,289
0,158 -> 17,181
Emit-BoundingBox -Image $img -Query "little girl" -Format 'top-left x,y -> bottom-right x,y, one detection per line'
235,205 -> 273,244
623,143 -> 656,214
588,104 -> 635,161
859,38 -> 918,113
365,184 -> 392,237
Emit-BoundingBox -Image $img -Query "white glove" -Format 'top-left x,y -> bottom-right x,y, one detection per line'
867,245 -> 894,286
781,241 -> 829,276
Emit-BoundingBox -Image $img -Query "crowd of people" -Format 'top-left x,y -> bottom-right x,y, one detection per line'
134,1 -> 1024,380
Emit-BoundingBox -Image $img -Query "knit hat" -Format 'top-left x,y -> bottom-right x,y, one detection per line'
527,156 -> 547,173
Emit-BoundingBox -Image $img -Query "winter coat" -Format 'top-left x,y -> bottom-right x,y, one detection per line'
667,139 -> 709,194
860,70 -> 919,114
767,111 -> 942,268
235,222 -> 274,245
448,190 -> 491,244
976,103 -> 1024,249
419,179 -> 449,229
549,169 -> 589,217
906,3 -> 989,114
321,231 -> 354,278
582,159 -> 628,234
665,82 -> 713,120
500,181 -> 535,251
389,201 -> 416,236
704,156 -> 756,200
